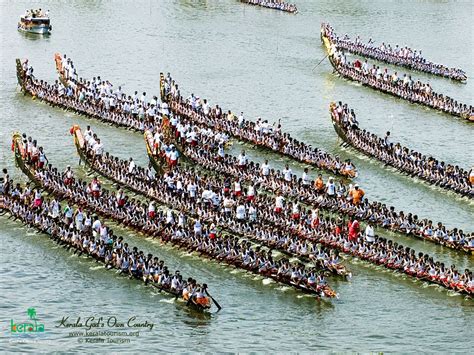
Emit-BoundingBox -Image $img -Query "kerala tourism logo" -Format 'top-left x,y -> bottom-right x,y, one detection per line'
11,308 -> 45,333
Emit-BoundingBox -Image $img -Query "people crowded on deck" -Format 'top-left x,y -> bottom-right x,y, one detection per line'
242,0 -> 298,13
2,185 -> 212,307
10,132 -> 473,294
162,74 -> 357,178
22,57 -> 159,132
19,58 -> 358,179
16,55 -> 472,253
321,23 -> 467,81
23,9 -> 49,19
142,116 -> 472,252
330,102 -> 473,197
321,27 -> 473,118
13,140 -> 338,296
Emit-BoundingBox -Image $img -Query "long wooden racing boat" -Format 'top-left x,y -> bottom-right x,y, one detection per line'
23,134 -> 338,300
320,32 -> 473,121
71,125 -> 349,283
329,103 -> 473,199
321,23 -> 467,82
240,0 -> 298,14
160,75 -> 358,179
70,125 -> 88,163
16,57 -> 144,131
2,193 -> 215,313
328,105 -> 350,144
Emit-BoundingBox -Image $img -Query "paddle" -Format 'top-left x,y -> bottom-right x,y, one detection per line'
312,54 -> 329,71
205,289 -> 222,311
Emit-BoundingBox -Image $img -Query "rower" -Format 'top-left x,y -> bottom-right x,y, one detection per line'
326,177 -> 336,197
261,159 -> 270,177
282,164 -> 292,182
63,166 -> 74,185
350,184 -> 365,205
365,221 -> 375,243
301,168 -> 310,186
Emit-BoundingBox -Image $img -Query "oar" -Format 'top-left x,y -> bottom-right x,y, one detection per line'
205,289 -> 222,311
312,54 -> 329,71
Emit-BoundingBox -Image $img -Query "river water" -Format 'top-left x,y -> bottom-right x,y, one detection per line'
0,0 -> 473,352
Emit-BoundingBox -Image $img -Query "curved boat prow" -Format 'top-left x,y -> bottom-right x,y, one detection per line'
144,130 -> 166,175
11,132 -> 40,184
69,125 -> 86,162
55,52 -> 69,87
159,72 -> 167,102
15,59 -> 27,91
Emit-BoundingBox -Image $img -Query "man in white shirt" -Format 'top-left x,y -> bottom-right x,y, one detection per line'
261,159 -> 270,177
237,150 -> 247,168
128,158 -> 136,174
169,146 -> 179,167
365,222 -> 375,243
92,138 -> 104,159
274,194 -> 285,213
236,203 -> 246,221
282,164 -> 292,182
238,112 -> 245,127
326,177 -> 336,197
302,168 -> 310,186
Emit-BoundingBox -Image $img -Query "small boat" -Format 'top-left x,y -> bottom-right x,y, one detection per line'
18,10 -> 51,35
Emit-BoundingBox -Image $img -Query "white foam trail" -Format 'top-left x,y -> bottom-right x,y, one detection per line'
158,298 -> 176,304
262,278 -> 274,285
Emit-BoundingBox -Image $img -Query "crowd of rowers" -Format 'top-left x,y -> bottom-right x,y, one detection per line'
18,60 -> 472,250
21,58 -> 166,133
76,128 -> 471,269
321,24 -> 467,81
0,177 -> 212,308
18,58 -> 357,179
324,43 -> 472,118
141,111 -> 473,252
161,74 -> 357,178
241,0 -> 298,13
12,142 -> 338,297
80,127 -> 349,279
10,137 -> 473,294
330,102 -> 473,197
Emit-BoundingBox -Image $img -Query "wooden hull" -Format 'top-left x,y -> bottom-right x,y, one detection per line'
70,125 -> 88,164
328,104 -> 350,144
12,133 -> 40,185
15,59 -> 27,92
320,34 -> 471,121
54,53 -> 69,87
144,130 -> 166,175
